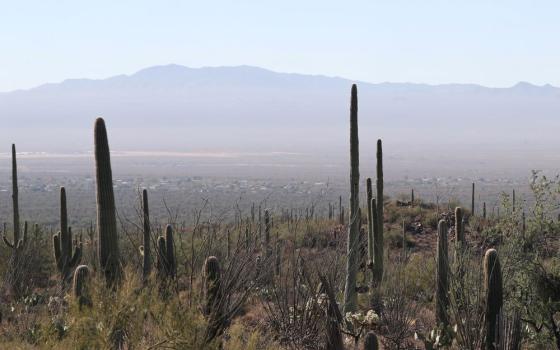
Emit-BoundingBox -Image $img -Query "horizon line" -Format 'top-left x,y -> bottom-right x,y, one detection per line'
1,63 -> 557,94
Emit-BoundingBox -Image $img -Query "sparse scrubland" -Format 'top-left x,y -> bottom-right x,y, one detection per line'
1,86 -> 560,350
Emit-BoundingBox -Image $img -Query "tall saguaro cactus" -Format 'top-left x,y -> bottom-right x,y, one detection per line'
11,144 -> 20,244
343,84 -> 360,314
53,187 -> 82,280
141,189 -> 151,280
372,139 -> 384,285
94,117 -> 121,286
366,178 -> 374,268
483,249 -> 503,350
435,220 -> 449,326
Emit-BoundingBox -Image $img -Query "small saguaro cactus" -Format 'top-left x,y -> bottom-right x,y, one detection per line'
53,229 -> 82,281
343,84 -> 360,314
483,248 -> 503,350
471,182 -> 475,216
139,189 -> 151,281
53,187 -> 82,280
483,202 -> 487,219
73,265 -> 91,309
156,225 -> 176,279
203,257 -> 221,306
264,209 -> 272,259
94,117 -> 121,286
435,220 -> 449,326
363,331 -> 379,350
455,207 -> 465,251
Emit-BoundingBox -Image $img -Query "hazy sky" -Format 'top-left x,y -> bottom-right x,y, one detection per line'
1,0 -> 559,91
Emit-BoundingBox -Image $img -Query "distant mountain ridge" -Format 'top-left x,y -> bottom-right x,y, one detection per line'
1,64 -> 559,152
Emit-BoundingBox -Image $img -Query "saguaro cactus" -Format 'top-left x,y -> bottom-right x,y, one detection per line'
11,144 -> 20,244
73,265 -> 91,309
53,188 -> 82,280
156,225 -> 176,279
343,84 -> 360,314
455,207 -> 465,250
203,256 -> 223,341
471,182 -> 475,215
372,139 -> 384,285
3,144 -> 25,253
94,117 -> 121,286
140,189 -> 151,280
366,178 -> 374,268
435,220 -> 449,326
363,331 -> 379,350
483,248 -> 503,350
264,209 -> 272,259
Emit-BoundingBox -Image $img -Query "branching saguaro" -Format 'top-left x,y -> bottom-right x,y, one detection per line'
53,187 -> 82,281
94,117 -> 121,286
343,84 -> 360,314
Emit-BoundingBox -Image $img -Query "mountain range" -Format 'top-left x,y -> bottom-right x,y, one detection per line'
1,64 -> 559,154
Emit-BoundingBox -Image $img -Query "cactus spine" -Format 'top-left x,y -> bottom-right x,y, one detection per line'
363,331 -> 379,350
372,139 -> 384,285
366,178 -> 374,268
94,117 -> 121,286
343,84 -> 360,314
53,187 -> 82,280
435,220 -> 449,326
483,248 -> 503,350
141,189 -> 151,280
73,265 -> 91,309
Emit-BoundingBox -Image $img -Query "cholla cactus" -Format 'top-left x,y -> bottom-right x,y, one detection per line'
483,248 -> 503,350
73,265 -> 91,309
